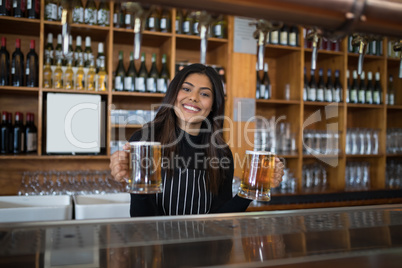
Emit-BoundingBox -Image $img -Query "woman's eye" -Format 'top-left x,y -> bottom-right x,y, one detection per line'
201,92 -> 210,97
182,87 -> 190,92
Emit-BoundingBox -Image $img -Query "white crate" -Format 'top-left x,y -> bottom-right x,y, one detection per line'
74,193 -> 130,220
0,195 -> 73,222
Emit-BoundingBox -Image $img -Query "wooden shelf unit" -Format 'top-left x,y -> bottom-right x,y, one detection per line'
0,1 -> 401,205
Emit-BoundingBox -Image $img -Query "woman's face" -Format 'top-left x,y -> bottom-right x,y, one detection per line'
174,73 -> 214,133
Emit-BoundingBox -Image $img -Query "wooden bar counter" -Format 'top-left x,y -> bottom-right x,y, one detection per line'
1,204 -> 401,267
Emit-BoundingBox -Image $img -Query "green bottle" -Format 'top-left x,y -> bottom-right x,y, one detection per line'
72,0 -> 84,24
97,1 -> 110,26
84,0 -> 97,25
125,52 -> 137,92
147,53 -> 158,93
114,51 -> 125,91
157,54 -> 169,93
136,52 -> 147,92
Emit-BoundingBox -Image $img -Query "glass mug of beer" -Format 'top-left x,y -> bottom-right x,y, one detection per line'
125,141 -> 162,194
238,150 -> 276,201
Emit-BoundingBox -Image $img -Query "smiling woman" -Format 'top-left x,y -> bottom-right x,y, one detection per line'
109,63 -> 285,217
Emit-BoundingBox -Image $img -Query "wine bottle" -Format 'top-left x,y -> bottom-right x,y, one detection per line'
97,0 -> 109,26
96,58 -> 107,91
13,0 -> 26,18
373,72 -> 382,105
113,2 -> 123,28
157,54 -> 169,93
43,55 -> 52,88
44,0 -> 57,21
365,71 -> 374,104
96,42 -> 105,73
53,57 -> 63,89
255,63 -> 262,99
86,59 -> 96,91
75,57 -> 85,90
159,8 -> 171,33
0,111 -> 11,154
64,58 -> 74,89
124,4 -> 133,29
324,69 -> 333,102
54,34 -> 63,66
124,52 -> 136,92
0,0 -> 12,16
193,14 -> 199,36
175,9 -> 183,34
303,67 -> 308,101
7,112 -> 13,152
65,35 -> 74,66
388,75 -> 395,105
0,37 -> 10,86
147,53 -> 158,93
57,0 -> 62,21
25,40 -> 38,87
44,33 -> 53,65
279,25 -> 289,46
289,26 -> 298,47
333,70 -> 342,103
27,0 -> 40,19
261,63 -> 271,99
358,71 -> 366,104
182,10 -> 192,35
12,112 -> 25,154
350,70 -> 358,103
346,70 -> 350,103
114,50 -> 125,91
74,35 -> 83,66
84,36 -> 93,68
147,7 -> 159,31
270,28 -> 279,45
72,0 -> 84,24
308,69 -> 317,101
24,112 -> 37,153
316,68 -> 325,102
213,17 -> 226,38
136,52 -> 147,92
84,0 -> 97,25
11,38 -> 24,87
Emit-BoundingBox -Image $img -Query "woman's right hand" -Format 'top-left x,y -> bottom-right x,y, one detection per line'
110,144 -> 130,182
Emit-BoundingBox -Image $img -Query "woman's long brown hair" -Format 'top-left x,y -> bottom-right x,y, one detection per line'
141,63 -> 230,195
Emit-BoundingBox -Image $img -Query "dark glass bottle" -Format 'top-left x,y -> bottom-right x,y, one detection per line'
346,70 -> 350,103
147,6 -> 159,31
13,112 -> 25,154
13,0 -> 26,18
72,0 -> 84,24
97,0 -> 109,26
147,53 -> 158,93
333,70 -> 342,103
303,67 -> 308,101
0,37 -> 10,86
159,8 -> 171,33
182,10 -> 192,35
261,63 -> 271,99
1,111 -> 11,154
113,2 -> 123,28
11,38 -> 24,87
373,72 -> 382,105
350,70 -> 358,103
25,40 -> 38,87
136,52 -> 147,92
0,0 -> 12,16
255,63 -> 262,99
316,68 -> 325,102
365,71 -> 374,104
308,69 -> 317,101
157,54 -> 169,93
358,71 -> 366,104
27,0 -> 40,19
24,112 -> 37,153
84,0 -> 97,25
279,25 -> 289,46
114,50 -> 125,91
289,26 -> 298,46
175,9 -> 183,34
325,69 -> 333,102
124,52 -> 136,92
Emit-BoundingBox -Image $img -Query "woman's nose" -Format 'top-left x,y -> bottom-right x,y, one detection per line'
189,92 -> 199,102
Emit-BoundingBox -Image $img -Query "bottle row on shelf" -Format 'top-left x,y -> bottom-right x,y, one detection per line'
0,0 -> 40,19
1,111 -> 37,154
255,63 -> 271,100
45,0 -> 110,26
347,35 -> 383,56
346,70 -> 384,105
263,24 -> 299,47
0,37 -> 38,87
113,52 -> 169,93
303,28 -> 341,52
304,67 -> 343,103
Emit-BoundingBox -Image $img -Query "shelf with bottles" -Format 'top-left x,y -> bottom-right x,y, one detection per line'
346,34 -> 384,58
386,62 -> 401,107
300,159 -> 340,194
256,53 -> 301,101
345,157 -> 385,190
0,0 -> 40,20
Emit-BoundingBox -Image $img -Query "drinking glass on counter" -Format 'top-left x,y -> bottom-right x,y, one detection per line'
238,150 -> 276,201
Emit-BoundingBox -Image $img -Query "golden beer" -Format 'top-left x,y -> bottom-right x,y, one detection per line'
238,150 -> 275,201
127,142 -> 162,193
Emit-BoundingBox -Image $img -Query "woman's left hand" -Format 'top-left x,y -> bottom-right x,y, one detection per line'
271,157 -> 285,188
